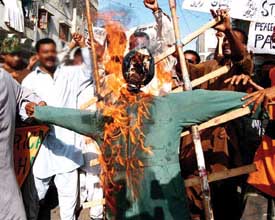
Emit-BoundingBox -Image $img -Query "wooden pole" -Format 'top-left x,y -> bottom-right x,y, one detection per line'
181,107 -> 251,137
155,18 -> 221,64
171,65 -> 230,93
168,0 -> 214,219
169,0 -> 192,90
85,0 -> 101,96
185,164 -> 257,187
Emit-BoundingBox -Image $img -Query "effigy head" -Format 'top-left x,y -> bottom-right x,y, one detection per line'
122,47 -> 154,93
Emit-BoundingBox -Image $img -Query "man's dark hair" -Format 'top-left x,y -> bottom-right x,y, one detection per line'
232,28 -> 248,45
184,50 -> 201,64
74,48 -> 82,57
132,31 -> 150,42
35,38 -> 56,52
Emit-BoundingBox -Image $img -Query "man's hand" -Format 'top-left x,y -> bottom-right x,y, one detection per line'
68,38 -> 77,50
144,0 -> 159,12
27,55 -> 38,71
211,9 -> 232,32
242,90 -> 272,114
73,33 -> 86,48
224,74 -> 263,90
25,101 -> 47,117
242,86 -> 275,114
216,31 -> 225,41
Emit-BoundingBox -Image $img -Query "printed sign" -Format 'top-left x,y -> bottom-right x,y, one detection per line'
248,22 -> 275,54
182,0 -> 275,22
14,125 -> 49,187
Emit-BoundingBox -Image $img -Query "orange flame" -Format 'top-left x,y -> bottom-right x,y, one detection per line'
91,15 -> 174,214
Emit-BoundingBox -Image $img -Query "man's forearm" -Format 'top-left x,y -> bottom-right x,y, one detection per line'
224,29 -> 246,62
154,9 -> 175,47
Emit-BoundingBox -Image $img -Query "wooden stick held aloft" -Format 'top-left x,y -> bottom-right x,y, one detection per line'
155,18 -> 221,64
85,0 -> 101,96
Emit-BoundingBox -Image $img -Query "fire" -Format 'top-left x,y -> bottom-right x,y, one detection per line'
100,21 -> 128,100
98,88 -> 153,212
91,15 -> 174,212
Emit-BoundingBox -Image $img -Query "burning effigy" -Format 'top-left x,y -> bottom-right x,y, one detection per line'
34,48 -> 261,219
32,1 -> 265,220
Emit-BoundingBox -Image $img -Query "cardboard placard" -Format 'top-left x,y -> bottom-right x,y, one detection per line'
14,125 -> 49,187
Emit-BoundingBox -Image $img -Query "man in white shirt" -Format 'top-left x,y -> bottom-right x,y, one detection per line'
22,33 -> 93,220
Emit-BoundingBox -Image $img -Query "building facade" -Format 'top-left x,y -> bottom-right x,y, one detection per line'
0,0 -> 98,51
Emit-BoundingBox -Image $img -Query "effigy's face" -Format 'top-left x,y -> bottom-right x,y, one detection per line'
122,48 -> 154,91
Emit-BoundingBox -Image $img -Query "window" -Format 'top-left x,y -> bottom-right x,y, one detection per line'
38,8 -> 51,30
59,22 -> 71,42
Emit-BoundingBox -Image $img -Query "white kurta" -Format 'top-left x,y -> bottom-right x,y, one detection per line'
22,47 -> 93,179
0,69 -> 41,220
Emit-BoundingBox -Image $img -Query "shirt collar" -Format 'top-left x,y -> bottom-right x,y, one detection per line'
34,66 -> 60,75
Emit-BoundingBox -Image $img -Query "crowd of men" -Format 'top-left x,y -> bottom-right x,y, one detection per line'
1,0 -> 275,220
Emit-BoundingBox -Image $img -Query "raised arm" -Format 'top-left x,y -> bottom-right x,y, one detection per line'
144,0 -> 175,52
211,9 -> 247,62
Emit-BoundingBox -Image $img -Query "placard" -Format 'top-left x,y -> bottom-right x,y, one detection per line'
14,125 -> 49,187
182,0 -> 275,22
248,21 -> 275,54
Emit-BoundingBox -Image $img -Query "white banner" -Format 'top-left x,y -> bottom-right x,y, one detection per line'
248,21 -> 275,54
182,0 -> 275,22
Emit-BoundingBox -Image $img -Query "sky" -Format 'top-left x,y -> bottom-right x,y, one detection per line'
98,0 -> 213,50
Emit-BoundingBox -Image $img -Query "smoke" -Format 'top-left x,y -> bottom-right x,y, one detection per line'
97,2 -> 138,28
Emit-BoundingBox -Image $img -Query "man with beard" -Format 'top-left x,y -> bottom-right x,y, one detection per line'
33,48 -> 263,220
0,69 -> 45,220
21,33 -> 92,220
179,10 -> 256,220
1,35 -> 38,83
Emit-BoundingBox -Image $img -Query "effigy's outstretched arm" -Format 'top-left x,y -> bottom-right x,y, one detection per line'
34,106 -> 106,138
169,90 -> 263,129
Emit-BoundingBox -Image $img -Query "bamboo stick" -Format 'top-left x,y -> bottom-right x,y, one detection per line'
185,164 -> 256,187
181,107 -> 251,137
155,18 -> 221,64
85,0 -> 101,96
191,65 -> 229,88
171,65 -> 230,93
169,0 -> 191,90
168,0 -> 214,219
182,17 -> 221,46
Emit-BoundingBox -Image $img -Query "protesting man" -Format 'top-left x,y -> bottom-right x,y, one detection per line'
22,33 -> 92,220
0,35 -> 38,83
184,50 -> 201,64
180,10 -> 255,220
0,69 -> 45,220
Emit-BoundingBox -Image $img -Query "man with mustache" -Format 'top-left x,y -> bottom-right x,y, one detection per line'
21,33 -> 93,220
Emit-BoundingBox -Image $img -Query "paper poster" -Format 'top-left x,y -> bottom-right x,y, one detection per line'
248,21 -> 275,54
182,0 -> 275,22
